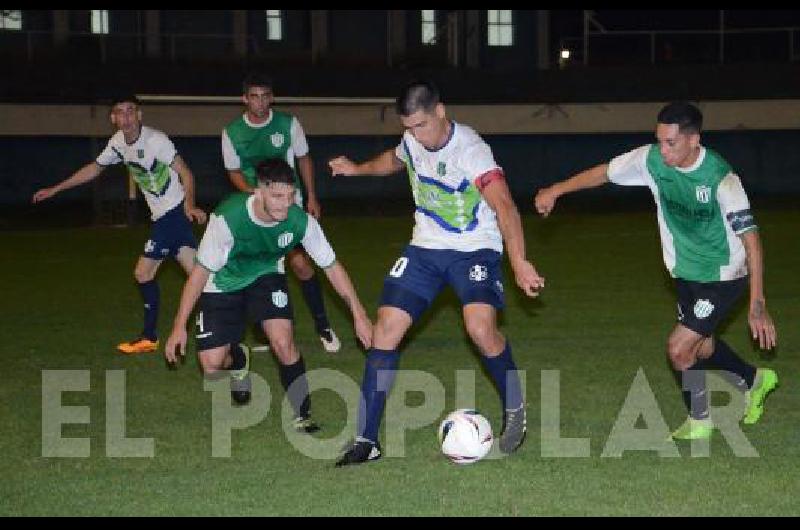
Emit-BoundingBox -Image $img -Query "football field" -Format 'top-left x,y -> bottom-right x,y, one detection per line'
1,209 -> 798,516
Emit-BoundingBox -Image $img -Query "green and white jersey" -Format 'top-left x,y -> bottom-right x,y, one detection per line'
608,145 -> 756,282
394,122 -> 503,253
96,125 -> 184,221
221,110 -> 308,205
196,193 -> 335,293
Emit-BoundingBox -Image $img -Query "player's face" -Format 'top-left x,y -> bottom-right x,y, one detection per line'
243,86 -> 274,122
258,182 -> 295,222
110,102 -> 141,136
400,104 -> 449,150
656,123 -> 700,168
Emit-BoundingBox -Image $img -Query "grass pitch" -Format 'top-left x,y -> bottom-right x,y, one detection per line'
1,208 -> 798,516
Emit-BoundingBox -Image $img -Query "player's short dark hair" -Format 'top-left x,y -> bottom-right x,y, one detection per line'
256,158 -> 295,187
110,93 -> 140,108
243,71 -> 273,93
396,80 -> 441,116
657,101 -> 703,135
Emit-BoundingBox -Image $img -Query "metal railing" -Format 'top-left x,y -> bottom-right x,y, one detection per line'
559,26 -> 800,67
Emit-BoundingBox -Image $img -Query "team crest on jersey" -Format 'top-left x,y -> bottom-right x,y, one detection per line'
469,265 -> 488,282
137,149 -> 144,159
437,161 -> 446,176
272,290 -> 289,308
693,299 -> 715,319
277,232 -> 293,248
695,185 -> 711,204
270,132 -> 285,148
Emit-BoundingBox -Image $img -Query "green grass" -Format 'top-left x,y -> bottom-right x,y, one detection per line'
1,209 -> 798,515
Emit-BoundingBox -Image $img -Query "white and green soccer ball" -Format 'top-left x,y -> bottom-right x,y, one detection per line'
438,409 -> 493,464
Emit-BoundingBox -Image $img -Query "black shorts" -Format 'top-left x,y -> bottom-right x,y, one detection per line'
195,273 -> 293,351
674,277 -> 747,337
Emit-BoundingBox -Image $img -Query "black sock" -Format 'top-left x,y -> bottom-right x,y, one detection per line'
300,276 -> 330,333
230,343 -> 246,371
680,360 -> 709,420
708,339 -> 756,390
279,358 -> 310,418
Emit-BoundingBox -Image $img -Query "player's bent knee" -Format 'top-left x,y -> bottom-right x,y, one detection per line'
134,269 -> 156,284
289,255 -> 314,280
269,336 -> 295,362
465,320 -> 493,346
198,353 -> 223,375
666,344 -> 693,371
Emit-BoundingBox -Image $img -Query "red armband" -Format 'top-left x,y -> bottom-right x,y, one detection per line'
474,169 -> 505,192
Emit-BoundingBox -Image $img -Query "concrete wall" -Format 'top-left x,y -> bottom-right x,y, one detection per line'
3,99 -> 800,137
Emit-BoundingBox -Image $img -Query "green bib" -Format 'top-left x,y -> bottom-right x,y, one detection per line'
211,193 -> 308,292
646,145 -> 733,281
224,111 -> 301,189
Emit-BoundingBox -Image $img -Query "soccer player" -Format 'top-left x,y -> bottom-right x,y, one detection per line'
329,80 -> 545,466
534,101 -> 778,440
222,71 -> 341,354
164,158 -> 373,431
32,94 -> 207,354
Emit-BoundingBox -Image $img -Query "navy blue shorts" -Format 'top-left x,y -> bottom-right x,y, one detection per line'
675,277 -> 747,337
380,245 -> 505,322
143,202 -> 197,260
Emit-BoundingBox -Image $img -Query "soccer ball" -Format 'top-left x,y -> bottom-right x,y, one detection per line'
438,409 -> 493,464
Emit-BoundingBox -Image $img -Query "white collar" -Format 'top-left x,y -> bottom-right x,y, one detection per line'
243,110 -> 274,129
246,194 -> 279,227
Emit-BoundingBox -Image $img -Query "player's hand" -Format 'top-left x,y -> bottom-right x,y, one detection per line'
534,186 -> 559,218
328,156 -> 358,177
164,327 -> 187,365
306,196 -> 322,219
185,206 -> 207,225
32,187 -> 57,203
748,299 -> 777,350
512,260 -> 545,298
353,312 -> 374,350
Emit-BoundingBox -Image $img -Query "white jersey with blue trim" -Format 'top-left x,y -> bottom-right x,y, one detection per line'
395,122 -> 503,253
96,126 -> 185,221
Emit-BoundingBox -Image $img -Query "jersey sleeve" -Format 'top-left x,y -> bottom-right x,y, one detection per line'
290,117 -> 309,158
95,137 -> 122,167
607,145 -> 651,187
461,141 -> 501,187
196,213 -> 234,272
221,129 -> 241,170
717,172 -> 757,235
152,131 -> 178,166
300,216 -> 336,269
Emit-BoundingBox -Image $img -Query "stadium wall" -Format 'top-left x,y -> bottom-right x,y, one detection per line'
2,100 -> 800,208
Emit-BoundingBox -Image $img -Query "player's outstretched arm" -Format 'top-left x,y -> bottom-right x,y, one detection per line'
534,163 -> 610,217
32,162 -> 103,203
165,265 -> 211,364
227,170 -> 254,194
482,177 -> 545,298
328,149 -> 404,177
321,261 -> 374,349
172,155 -> 207,224
297,155 -> 321,219
741,230 -> 777,350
